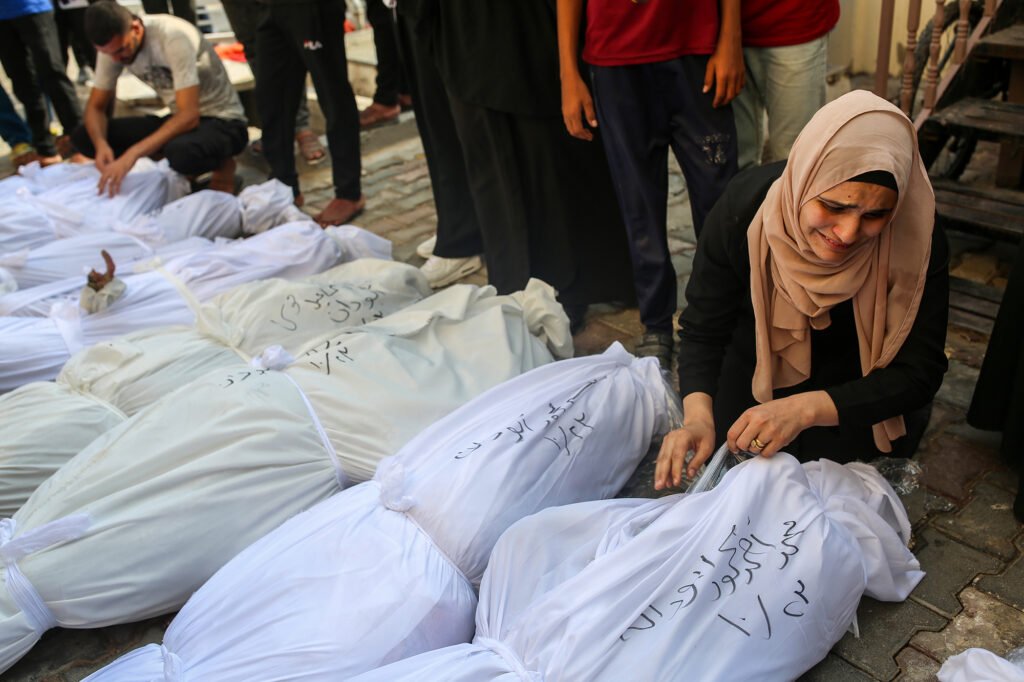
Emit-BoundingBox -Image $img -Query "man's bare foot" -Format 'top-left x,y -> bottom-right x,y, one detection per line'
359,102 -> 400,129
38,154 -> 63,167
55,134 -> 74,158
295,129 -> 326,164
315,196 -> 365,226
67,152 -> 90,164
208,157 -> 237,194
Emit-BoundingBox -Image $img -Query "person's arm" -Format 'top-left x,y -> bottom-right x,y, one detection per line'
703,0 -> 744,107
557,0 -> 597,141
655,184 -> 751,488
97,85 -> 200,197
84,87 -> 116,172
725,224 -> 950,457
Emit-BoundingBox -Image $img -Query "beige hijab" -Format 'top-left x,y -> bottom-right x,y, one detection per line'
747,90 -> 935,452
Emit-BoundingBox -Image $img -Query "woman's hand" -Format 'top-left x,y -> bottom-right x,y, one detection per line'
655,392 -> 717,489
727,391 -> 838,458
561,72 -> 598,141
654,419 -> 717,490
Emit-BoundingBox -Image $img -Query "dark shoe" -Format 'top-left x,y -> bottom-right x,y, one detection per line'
635,331 -> 674,370
359,102 -> 401,129
315,196 -> 366,226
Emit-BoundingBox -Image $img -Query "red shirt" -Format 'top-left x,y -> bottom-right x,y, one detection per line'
742,0 -> 840,48
583,0 -> 719,67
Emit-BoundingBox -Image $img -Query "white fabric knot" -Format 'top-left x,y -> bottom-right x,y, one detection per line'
161,645 -> 185,681
0,248 -> 30,268
377,458 -> 416,512
476,637 -> 541,682
250,345 -> 295,371
1,514 -> 91,634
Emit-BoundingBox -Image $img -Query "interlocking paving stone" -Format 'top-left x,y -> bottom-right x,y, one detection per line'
893,646 -> 942,681
916,433 -> 1008,501
572,320 -> 632,359
799,653 -> 876,681
831,597 -> 947,681
977,534 -> 1024,611
910,527 -> 1003,616
982,467 -> 1020,494
900,486 -> 958,530
934,360 -> 980,412
931,482 -> 1024,560
911,587 -> 1024,663
5,615 -> 171,681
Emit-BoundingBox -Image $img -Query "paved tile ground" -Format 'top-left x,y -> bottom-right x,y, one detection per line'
2,106 -> 1022,681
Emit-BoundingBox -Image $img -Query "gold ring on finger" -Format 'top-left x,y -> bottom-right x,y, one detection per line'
750,438 -> 766,450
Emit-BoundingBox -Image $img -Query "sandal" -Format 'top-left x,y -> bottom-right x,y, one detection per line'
295,129 -> 326,165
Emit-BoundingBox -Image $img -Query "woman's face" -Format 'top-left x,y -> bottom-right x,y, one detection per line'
799,181 -> 898,264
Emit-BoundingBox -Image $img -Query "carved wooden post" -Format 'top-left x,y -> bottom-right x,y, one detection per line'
901,0 -> 924,115
954,0 -> 971,63
923,0 -> 946,110
876,0 -> 897,97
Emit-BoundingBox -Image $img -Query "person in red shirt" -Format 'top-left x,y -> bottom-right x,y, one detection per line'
558,0 -> 743,370
734,0 -> 841,169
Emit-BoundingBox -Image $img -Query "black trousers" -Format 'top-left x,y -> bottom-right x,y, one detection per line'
255,0 -> 360,199
140,0 -> 197,26
396,11 -> 481,258
54,4 -> 95,71
0,10 -> 83,156
446,93 -> 635,305
366,0 -> 409,106
591,56 -> 738,333
71,116 -> 248,175
220,0 -> 310,131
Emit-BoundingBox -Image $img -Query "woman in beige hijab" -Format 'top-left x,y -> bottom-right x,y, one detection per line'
655,90 -> 949,490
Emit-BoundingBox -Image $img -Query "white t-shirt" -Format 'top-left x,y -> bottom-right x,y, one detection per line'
94,14 -> 246,122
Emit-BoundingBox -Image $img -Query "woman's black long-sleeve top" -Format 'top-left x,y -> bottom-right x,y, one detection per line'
676,162 -> 950,463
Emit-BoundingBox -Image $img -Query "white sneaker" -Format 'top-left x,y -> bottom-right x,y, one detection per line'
416,234 -> 437,259
420,254 -> 483,288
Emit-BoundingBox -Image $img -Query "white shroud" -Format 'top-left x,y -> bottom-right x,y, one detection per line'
351,454 -> 925,682
0,221 -> 389,390
0,259 -> 433,517
86,343 -> 674,681
0,280 -> 570,673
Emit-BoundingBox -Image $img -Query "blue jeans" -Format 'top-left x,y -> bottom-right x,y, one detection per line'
0,86 -> 31,148
733,36 -> 828,169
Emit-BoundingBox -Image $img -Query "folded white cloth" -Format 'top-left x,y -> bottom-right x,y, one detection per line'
86,343 -> 675,681
0,280 -> 570,673
352,454 -> 924,682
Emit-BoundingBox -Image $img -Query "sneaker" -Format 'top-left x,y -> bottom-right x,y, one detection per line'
420,254 -> 483,289
416,234 -> 436,259
634,331 -> 674,371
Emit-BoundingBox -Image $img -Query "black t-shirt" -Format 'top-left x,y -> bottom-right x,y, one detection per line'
677,161 -> 950,462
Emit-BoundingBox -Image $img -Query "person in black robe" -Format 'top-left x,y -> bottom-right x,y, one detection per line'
967,237 -> 1024,522
417,0 -> 636,328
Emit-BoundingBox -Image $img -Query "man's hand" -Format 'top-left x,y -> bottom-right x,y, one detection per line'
654,418 -> 716,490
94,143 -> 115,173
97,150 -> 138,198
561,72 -> 598,141
726,391 -> 838,458
703,39 -> 745,108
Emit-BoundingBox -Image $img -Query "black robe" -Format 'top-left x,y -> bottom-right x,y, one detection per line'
412,0 -> 636,306
967,236 -> 1024,521
677,162 -> 950,464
